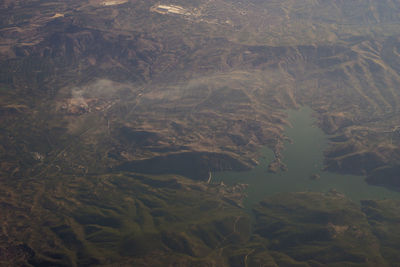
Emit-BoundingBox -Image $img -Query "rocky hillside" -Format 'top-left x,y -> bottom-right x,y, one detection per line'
1,0 -> 400,265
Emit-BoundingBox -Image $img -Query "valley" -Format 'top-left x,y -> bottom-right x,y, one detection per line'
1,0 -> 400,265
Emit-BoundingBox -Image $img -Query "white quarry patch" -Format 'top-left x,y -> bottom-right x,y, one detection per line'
101,0 -> 128,6
151,4 -> 191,15
50,13 -> 64,19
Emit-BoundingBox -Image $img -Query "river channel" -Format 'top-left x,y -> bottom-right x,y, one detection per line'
213,106 -> 400,208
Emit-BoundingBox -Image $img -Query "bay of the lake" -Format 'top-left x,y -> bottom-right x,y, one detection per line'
213,106 -> 400,208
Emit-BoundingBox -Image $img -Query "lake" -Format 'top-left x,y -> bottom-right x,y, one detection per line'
213,106 -> 400,208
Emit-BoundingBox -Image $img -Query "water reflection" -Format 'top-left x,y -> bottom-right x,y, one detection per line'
213,106 -> 400,208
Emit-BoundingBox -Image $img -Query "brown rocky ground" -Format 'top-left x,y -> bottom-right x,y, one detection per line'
2,0 -> 400,265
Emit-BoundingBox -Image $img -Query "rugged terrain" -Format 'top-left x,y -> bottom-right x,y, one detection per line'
1,0 -> 400,265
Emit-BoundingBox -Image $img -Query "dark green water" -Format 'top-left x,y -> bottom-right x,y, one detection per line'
213,106 -> 400,207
